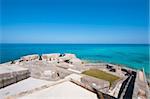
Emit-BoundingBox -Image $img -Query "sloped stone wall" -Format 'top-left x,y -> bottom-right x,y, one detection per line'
0,67 -> 30,88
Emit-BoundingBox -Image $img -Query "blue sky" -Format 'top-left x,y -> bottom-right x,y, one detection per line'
1,0 -> 149,44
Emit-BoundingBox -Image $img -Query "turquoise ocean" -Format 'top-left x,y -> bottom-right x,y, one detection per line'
0,44 -> 149,79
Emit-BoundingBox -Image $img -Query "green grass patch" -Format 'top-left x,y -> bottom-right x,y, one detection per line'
82,69 -> 120,86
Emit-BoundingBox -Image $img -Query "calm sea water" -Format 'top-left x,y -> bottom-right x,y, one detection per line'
0,44 -> 149,78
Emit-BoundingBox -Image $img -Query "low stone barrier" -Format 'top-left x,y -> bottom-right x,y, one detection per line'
0,65 -> 30,88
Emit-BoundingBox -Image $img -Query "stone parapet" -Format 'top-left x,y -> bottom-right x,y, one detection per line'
0,65 -> 30,88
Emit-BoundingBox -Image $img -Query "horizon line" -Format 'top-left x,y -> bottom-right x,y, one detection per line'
0,43 -> 150,45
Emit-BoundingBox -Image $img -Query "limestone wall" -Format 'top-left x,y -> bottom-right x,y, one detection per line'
59,53 -> 76,61
42,53 -> 60,61
0,65 -> 30,88
81,76 -> 110,93
132,70 -> 150,99
69,58 -> 82,65
21,54 -> 39,61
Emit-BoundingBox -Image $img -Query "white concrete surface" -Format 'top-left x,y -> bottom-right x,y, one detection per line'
19,81 -> 98,99
67,68 -> 82,74
65,73 -> 82,82
0,77 -> 53,99
0,65 -> 28,74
